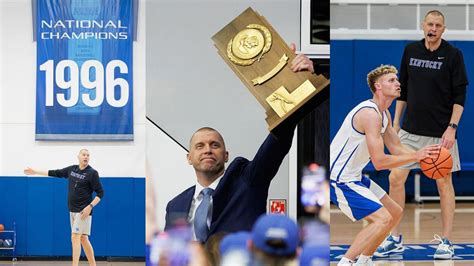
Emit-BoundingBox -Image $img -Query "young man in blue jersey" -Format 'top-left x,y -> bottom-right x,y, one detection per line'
330,65 -> 439,266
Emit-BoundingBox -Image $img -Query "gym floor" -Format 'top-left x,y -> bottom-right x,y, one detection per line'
331,203 -> 474,265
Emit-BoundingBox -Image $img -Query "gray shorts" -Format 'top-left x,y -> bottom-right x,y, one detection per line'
70,212 -> 92,235
398,129 -> 461,172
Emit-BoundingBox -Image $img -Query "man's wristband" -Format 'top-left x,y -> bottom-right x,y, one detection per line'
448,123 -> 458,130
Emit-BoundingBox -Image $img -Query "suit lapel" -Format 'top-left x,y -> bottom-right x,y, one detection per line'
184,186 -> 195,214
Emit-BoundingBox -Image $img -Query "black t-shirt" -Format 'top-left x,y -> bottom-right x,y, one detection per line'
49,165 -> 104,214
399,39 -> 468,138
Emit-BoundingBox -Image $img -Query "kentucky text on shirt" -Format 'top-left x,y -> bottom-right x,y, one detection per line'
70,171 -> 86,180
409,58 -> 443,70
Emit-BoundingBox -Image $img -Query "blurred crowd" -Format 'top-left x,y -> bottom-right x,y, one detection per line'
146,165 -> 330,266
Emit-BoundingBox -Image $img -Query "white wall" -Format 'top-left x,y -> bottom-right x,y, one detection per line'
0,0 -> 146,178
146,120 -> 195,230
0,1 -> 4,174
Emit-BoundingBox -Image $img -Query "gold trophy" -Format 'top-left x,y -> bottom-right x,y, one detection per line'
212,7 -> 329,131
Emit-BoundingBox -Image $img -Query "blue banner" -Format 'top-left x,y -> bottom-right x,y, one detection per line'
36,0 -> 134,140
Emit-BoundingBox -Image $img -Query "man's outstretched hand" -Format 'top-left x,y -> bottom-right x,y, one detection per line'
24,167 -> 35,175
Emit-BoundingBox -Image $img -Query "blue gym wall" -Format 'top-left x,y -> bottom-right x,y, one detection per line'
0,177 -> 144,257
331,40 -> 474,196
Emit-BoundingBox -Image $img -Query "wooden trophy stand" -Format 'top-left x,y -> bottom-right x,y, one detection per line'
212,7 -> 329,131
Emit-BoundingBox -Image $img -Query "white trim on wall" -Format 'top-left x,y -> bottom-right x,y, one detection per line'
331,29 -> 474,40
331,1 -> 474,40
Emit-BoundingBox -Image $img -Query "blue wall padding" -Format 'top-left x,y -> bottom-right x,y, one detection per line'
330,40 -> 355,139
132,179 -> 145,256
0,177 -> 144,257
26,178 -> 55,255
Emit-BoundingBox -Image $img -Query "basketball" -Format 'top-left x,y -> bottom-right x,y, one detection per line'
420,146 -> 453,179
0,224 -> 4,232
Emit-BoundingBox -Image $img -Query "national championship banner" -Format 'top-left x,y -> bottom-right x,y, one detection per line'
36,0 -> 134,140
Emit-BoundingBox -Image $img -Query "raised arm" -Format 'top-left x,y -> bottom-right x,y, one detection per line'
242,122 -> 296,186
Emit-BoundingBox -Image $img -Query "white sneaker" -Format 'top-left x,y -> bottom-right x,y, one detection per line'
354,257 -> 374,266
337,257 -> 354,266
431,234 -> 455,259
337,262 -> 353,266
374,234 -> 404,257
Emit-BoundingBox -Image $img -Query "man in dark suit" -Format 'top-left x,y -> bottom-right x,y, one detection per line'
164,45 -> 316,242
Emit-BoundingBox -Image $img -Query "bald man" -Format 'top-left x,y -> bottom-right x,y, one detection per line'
25,149 -> 104,266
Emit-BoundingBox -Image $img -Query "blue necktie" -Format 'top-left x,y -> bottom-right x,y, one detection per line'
194,187 -> 214,242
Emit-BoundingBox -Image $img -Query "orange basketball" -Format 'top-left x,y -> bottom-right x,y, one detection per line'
420,147 -> 453,179
0,224 -> 4,232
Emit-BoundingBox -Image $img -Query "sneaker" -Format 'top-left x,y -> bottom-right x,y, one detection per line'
432,234 -> 454,259
337,257 -> 354,266
373,234 -> 404,257
337,262 -> 353,266
354,257 -> 374,266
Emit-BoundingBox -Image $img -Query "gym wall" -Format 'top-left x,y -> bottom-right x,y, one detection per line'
0,0 -> 146,257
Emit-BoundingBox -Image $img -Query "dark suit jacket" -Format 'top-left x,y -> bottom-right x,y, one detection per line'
164,125 -> 295,241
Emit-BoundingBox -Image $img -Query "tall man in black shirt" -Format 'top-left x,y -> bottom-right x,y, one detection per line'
25,149 -> 104,266
375,10 -> 468,260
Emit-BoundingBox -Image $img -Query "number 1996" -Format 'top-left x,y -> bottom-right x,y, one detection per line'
39,59 -> 129,108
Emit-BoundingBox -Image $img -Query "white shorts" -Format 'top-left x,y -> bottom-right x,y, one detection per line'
70,212 -> 92,235
330,175 -> 386,222
398,129 -> 461,172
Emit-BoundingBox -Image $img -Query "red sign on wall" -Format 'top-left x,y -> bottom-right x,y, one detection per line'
269,199 -> 286,214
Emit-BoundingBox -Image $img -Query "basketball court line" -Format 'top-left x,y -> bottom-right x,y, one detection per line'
331,207 -> 474,240
331,203 -> 474,264
331,244 -> 474,262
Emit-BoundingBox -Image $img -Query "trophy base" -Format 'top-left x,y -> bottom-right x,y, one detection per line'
270,82 -> 329,137
266,74 -> 329,131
